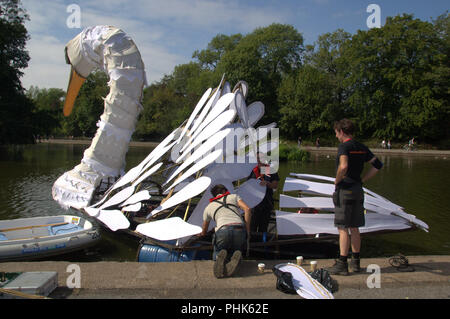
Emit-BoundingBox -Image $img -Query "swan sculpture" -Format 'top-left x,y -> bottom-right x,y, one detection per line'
52,26 -> 427,245
52,25 -> 273,235
52,26 -> 146,210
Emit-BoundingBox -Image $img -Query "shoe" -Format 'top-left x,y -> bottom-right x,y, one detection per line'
350,258 -> 361,273
214,250 -> 227,278
225,250 -> 242,277
326,259 -> 349,276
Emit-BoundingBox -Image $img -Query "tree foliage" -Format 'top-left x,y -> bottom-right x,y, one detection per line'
217,23 -> 304,123
135,80 -> 188,139
61,71 -> 109,137
278,14 -> 449,144
0,0 -> 34,144
26,86 -> 65,137
192,33 -> 243,70
343,14 -> 449,141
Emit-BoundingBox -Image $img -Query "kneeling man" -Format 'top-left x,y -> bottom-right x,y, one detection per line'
200,184 -> 251,278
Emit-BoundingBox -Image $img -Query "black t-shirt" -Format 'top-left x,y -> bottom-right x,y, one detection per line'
336,139 -> 374,188
248,169 -> 279,202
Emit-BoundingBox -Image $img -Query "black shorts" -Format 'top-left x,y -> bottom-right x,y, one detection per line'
333,184 -> 365,229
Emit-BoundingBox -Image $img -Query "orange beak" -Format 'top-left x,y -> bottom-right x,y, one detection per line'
63,68 -> 86,116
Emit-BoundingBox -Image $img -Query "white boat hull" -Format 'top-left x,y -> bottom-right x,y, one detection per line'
0,215 -> 100,261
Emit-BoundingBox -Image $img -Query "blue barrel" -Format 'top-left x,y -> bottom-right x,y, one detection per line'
137,242 -> 197,262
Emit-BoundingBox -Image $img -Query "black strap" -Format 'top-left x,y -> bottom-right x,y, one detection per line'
212,195 -> 244,223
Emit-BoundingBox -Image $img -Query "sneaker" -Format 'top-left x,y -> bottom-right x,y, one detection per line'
214,250 -> 227,278
326,259 -> 349,276
350,258 -> 361,273
225,250 -> 242,277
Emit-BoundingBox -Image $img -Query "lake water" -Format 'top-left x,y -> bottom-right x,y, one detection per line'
0,143 -> 449,261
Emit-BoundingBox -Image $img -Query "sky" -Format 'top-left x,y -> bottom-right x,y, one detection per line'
20,0 -> 449,90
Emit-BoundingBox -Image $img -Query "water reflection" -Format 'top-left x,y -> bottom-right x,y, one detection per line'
0,143 -> 449,260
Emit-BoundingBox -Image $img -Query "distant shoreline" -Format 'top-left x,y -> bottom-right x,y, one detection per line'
40,139 -> 450,158
300,146 -> 450,158
41,138 -> 159,148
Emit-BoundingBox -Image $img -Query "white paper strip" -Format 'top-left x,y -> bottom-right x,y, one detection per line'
109,166 -> 141,192
233,80 -> 248,98
140,140 -> 176,174
176,88 -> 212,145
165,149 -> 222,192
120,190 -> 150,207
234,91 -> 249,128
96,209 -> 130,231
234,178 -> 266,209
132,162 -> 163,187
171,135 -> 189,162
136,128 -> 179,173
275,210 -> 411,236
175,128 -> 231,165
279,195 -> 335,211
279,195 -> 428,231
222,82 -> 231,95
147,176 -> 212,218
190,93 -> 235,141
136,217 -> 202,241
247,101 -> 265,127
283,177 -> 335,195
290,173 -> 391,202
98,185 -> 136,210
204,160 -> 255,183
167,129 -> 231,185
283,177 -> 404,212
84,207 -> 100,217
122,203 -> 142,212
189,83 -> 222,138
180,110 -> 236,157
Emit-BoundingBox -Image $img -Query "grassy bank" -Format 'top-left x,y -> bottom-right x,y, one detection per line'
278,142 -> 310,162
284,137 -> 450,151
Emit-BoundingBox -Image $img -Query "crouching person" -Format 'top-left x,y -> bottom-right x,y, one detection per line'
200,184 -> 251,278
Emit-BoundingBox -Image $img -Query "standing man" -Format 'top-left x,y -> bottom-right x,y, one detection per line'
200,184 -> 251,278
328,119 -> 383,275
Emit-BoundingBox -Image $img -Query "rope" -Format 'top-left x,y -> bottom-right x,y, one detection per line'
389,254 -> 415,272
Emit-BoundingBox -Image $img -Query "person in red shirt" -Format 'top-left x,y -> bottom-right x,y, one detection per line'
248,153 -> 279,236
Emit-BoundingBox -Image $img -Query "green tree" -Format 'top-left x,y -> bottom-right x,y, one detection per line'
278,65 -> 335,139
62,71 -> 108,137
135,81 -> 187,139
0,0 -> 34,144
345,14 -> 449,142
27,86 -> 65,137
217,23 -> 304,124
192,33 -> 242,70
169,62 -> 217,99
306,29 -> 352,109
431,12 -> 450,144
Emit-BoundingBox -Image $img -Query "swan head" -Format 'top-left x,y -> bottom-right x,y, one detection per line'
62,31 -> 97,116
